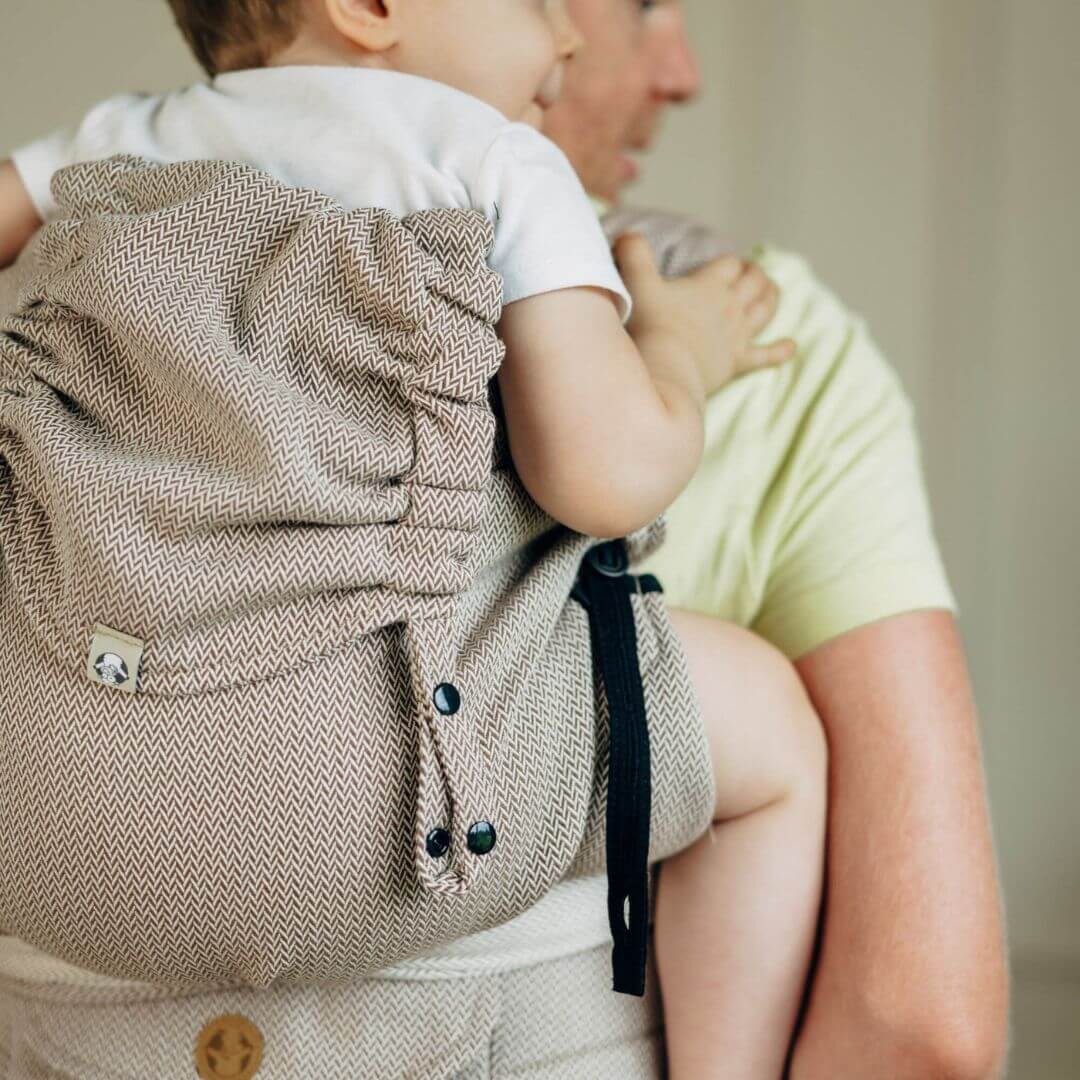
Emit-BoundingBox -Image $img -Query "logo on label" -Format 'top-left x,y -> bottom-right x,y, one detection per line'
93,652 -> 129,686
86,624 -> 145,695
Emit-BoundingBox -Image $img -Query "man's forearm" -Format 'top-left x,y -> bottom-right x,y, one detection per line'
788,609 -> 1010,1080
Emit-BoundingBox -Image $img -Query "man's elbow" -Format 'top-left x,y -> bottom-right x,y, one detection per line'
881,995 -> 1011,1079
925,1017 -> 1009,1080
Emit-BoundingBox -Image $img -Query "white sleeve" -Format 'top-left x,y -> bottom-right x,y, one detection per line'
471,125 -> 632,323
9,94 -> 154,221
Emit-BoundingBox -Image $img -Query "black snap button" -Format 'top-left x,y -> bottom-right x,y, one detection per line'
433,682 -> 461,716
586,540 -> 629,577
466,820 -> 496,855
426,827 -> 450,858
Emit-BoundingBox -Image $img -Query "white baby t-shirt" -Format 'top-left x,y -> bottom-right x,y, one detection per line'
10,64 -> 632,321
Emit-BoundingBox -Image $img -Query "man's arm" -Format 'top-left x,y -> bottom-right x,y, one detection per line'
0,159 -> 44,269
605,216 -> 1009,1074
788,608 -> 1010,1080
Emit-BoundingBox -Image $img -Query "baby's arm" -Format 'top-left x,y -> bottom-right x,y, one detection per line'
497,235 -> 794,540
0,160 -> 44,269
497,283 -> 700,540
480,126 -> 794,539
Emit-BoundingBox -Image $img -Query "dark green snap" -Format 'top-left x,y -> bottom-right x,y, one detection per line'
467,820 -> 496,855
426,827 -> 450,858
433,682 -> 461,716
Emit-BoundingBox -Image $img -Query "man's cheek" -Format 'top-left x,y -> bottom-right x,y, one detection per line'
566,0 -> 624,43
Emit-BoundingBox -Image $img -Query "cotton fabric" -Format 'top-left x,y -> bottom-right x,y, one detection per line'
9,65 -> 632,321
0,157 -> 714,989
0,193 -> 960,1073
0,931 -> 669,1079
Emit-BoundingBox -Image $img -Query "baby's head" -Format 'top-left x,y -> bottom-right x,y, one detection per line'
166,0 -> 584,127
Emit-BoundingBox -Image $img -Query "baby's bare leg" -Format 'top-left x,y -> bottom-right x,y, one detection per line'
656,608 -> 827,1080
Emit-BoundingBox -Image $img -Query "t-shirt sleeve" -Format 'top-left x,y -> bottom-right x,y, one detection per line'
9,93 -> 152,222
744,245 -> 960,660
471,125 -> 632,322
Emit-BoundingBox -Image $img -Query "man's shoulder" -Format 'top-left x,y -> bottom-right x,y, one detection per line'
601,206 -> 906,403
618,211 -> 957,654
748,242 -> 913,415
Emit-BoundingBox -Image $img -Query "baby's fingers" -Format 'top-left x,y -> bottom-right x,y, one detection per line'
613,230 -> 648,262
688,252 -> 744,287
735,263 -> 772,307
747,296 -> 776,337
741,337 -> 798,375
712,254 -> 745,284
613,232 -> 661,290
740,267 -> 783,335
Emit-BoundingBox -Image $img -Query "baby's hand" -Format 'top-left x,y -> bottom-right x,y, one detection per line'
615,234 -> 797,399
707,253 -> 797,389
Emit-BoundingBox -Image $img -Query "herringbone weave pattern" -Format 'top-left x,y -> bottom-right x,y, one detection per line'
0,157 -> 715,992
0,936 -> 667,1078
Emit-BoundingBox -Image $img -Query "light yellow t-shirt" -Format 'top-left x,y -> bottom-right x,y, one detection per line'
634,240 -> 959,660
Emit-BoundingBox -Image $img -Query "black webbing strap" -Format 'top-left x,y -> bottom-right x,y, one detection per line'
571,539 -> 660,996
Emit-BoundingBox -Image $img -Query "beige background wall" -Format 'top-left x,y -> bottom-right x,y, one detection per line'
2,0 -> 1077,1070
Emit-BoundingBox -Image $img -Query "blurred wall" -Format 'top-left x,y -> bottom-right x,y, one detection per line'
2,0 -> 1077,996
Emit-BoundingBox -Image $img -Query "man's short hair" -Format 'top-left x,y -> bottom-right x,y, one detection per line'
165,0 -> 306,77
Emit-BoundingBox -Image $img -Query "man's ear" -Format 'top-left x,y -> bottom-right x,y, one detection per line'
324,0 -> 402,52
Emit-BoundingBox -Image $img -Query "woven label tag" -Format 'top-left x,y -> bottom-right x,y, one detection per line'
87,624 -> 145,694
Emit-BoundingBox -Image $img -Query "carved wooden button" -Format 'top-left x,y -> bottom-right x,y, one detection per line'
194,1012 -> 265,1080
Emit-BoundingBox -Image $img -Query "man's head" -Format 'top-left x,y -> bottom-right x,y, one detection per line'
541,0 -> 701,203
167,0 -> 583,129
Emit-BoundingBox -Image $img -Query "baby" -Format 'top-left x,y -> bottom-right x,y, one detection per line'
0,1 -> 824,1075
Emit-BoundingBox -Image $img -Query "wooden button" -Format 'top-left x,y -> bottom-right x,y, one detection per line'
194,1013 -> 265,1080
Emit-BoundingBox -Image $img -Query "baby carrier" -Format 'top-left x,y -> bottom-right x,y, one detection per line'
0,155 -> 714,998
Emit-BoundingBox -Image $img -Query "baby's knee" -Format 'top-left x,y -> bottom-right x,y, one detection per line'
741,629 -> 827,795
779,665 -> 828,800
681,613 -> 827,800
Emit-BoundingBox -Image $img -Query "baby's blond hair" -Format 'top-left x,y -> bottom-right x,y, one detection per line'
165,0 -> 306,77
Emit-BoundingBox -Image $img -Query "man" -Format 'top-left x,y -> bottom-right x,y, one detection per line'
541,1 -> 1009,1077
0,1 -> 1007,1076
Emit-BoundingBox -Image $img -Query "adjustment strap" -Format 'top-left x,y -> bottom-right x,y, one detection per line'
573,541 -> 655,996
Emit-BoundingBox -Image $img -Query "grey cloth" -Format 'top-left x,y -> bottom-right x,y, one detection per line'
600,204 -> 736,275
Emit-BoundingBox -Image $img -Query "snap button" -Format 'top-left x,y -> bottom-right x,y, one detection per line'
433,682 -> 461,716
586,540 -> 629,577
467,820 -> 497,855
194,1012 -> 264,1080
426,826 -> 450,858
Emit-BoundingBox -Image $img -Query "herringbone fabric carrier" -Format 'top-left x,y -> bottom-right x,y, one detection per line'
0,156 -> 714,992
